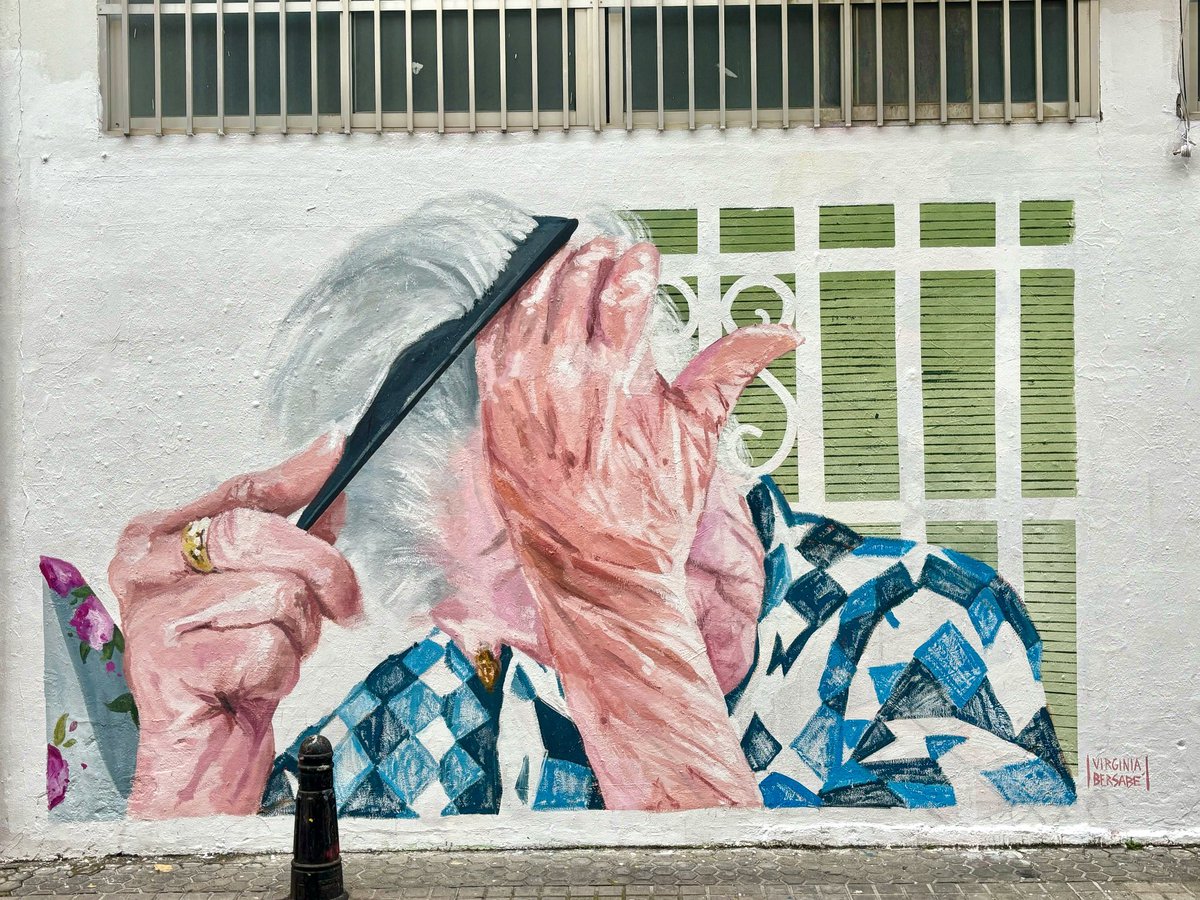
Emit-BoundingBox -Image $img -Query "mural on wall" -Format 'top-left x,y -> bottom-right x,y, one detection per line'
41,196 -> 1078,819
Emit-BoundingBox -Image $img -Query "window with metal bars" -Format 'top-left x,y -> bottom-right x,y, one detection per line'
99,0 -> 1099,134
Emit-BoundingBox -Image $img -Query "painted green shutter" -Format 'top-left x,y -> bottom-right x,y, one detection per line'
819,271 -> 900,501
1020,200 -> 1075,246
925,521 -> 999,568
845,523 -> 902,539
660,276 -> 698,330
819,204 -> 896,249
920,270 -> 996,499
725,275 -> 799,498
719,207 -> 796,253
1021,269 -> 1077,497
1022,520 -> 1077,771
624,209 -> 699,254
920,202 -> 997,247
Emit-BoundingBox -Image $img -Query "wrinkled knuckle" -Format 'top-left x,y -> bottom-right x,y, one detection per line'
229,475 -> 271,509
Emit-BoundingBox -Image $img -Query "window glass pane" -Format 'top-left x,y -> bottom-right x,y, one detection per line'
378,11 -> 409,112
913,3 -> 939,103
755,4 -> 783,110
853,5 -> 876,107
977,1 -> 1003,103
785,4 -> 813,108
534,9 -> 575,112
352,12 -> 374,113
441,10 -> 471,111
722,6 -> 751,110
630,7 -> 656,110
693,6 -> 719,109
1010,0 -> 1036,102
1041,0 -> 1069,102
285,13 -> 310,113
194,14 -> 218,116
317,11 -> 341,114
161,15 -> 186,116
880,3 -> 906,105
129,15 -> 156,117
945,2 -> 971,103
818,4 -> 840,107
223,14 -> 250,116
255,12 -> 281,115
409,11 -> 438,111
284,12 -> 342,115
660,7 -> 690,109
504,10 -> 534,111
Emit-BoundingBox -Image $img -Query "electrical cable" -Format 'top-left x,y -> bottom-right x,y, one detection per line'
1177,0 -> 1194,157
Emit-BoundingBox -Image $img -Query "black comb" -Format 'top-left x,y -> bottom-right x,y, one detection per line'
296,215 -> 578,531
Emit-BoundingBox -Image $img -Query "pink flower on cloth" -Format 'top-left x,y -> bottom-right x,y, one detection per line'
39,556 -> 86,597
69,597 -> 114,651
47,745 -> 69,810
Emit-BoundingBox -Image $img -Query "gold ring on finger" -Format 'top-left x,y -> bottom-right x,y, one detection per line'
181,517 -> 216,574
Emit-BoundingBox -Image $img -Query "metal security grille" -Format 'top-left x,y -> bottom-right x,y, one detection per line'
98,0 -> 1099,133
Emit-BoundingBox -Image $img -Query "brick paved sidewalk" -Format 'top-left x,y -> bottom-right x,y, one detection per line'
1,846 -> 1197,900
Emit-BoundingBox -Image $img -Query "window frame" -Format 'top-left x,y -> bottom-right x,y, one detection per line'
98,0 -> 1101,134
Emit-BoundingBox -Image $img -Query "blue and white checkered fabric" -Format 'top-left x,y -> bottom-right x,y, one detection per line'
264,476 -> 1074,815
495,654 -> 605,811
261,630 -> 508,817
728,476 -> 1075,808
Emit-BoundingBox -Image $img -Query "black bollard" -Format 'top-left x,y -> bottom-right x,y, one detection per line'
289,735 -> 349,900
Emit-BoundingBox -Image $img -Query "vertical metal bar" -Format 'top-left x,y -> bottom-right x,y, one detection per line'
217,0 -> 225,133
1034,0 -> 1042,121
532,0 -> 540,130
279,0 -> 287,132
186,0 -> 195,133
1001,0 -> 1011,122
310,0 -> 319,132
437,0 -> 446,131
906,0 -> 914,122
686,0 -> 695,129
625,0 -> 633,129
749,0 -> 757,127
405,0 -> 413,131
121,0 -> 131,134
593,0 -> 602,130
841,0 -> 850,125
153,0 -> 163,134
499,0 -> 507,130
875,0 -> 882,124
373,0 -> 382,131
970,0 -> 978,122
811,0 -> 819,125
655,0 -> 664,129
341,0 -> 351,131
561,0 -> 569,128
1066,0 -> 1075,120
248,0 -> 257,132
467,0 -> 476,131
780,0 -> 789,127
718,0 -> 726,128
938,0 -> 947,122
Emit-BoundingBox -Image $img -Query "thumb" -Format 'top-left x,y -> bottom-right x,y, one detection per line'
672,325 -> 802,429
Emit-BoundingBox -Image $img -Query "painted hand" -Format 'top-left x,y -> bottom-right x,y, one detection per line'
477,237 -> 800,810
108,435 -> 362,818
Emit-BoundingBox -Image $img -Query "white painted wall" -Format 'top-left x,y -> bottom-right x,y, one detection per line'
2,0 -> 1199,858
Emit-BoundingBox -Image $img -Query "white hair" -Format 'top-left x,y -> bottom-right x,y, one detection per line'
267,194 -> 736,621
